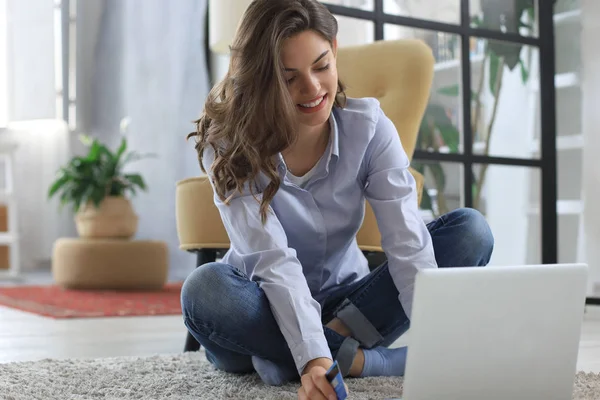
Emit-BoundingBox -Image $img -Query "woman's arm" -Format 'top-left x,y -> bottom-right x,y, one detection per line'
201,147 -> 332,375
363,107 -> 438,319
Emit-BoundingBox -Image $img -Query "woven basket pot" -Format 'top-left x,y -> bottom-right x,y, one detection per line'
75,196 -> 138,239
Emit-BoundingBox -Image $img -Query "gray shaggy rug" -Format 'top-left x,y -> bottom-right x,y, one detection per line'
0,350 -> 599,399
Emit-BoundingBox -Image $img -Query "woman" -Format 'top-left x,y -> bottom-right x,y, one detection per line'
183,0 -> 494,398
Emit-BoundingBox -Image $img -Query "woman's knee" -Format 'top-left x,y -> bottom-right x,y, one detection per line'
180,262 -> 236,321
457,208 -> 494,265
448,207 -> 494,265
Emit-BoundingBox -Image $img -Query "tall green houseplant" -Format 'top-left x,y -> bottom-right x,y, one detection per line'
413,0 -> 535,217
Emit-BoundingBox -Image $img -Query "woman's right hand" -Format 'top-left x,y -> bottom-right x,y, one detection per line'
298,358 -> 344,400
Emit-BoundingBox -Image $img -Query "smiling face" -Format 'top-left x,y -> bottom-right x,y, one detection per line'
280,30 -> 338,132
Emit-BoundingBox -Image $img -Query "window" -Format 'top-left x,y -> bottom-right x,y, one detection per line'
320,0 -> 560,269
54,0 -> 76,131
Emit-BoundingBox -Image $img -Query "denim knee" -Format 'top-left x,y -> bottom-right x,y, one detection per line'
180,262 -> 234,322
452,207 -> 494,265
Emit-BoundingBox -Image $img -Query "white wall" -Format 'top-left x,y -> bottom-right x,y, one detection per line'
581,0 -> 600,295
0,0 -> 8,128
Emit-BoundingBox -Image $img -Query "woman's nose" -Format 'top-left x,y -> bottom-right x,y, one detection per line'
300,74 -> 320,96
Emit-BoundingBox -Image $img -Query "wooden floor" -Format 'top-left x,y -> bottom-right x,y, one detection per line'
1,303 -> 600,372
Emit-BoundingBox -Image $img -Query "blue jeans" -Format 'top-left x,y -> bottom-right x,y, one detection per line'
180,207 -> 493,378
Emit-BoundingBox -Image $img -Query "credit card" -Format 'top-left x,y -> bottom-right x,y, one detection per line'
326,360 -> 348,400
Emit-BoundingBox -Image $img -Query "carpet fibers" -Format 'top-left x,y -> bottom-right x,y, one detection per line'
0,350 -> 599,399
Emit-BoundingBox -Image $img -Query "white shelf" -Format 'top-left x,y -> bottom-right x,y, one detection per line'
0,233 -> 17,244
554,9 -> 581,25
530,134 -> 583,152
532,72 -> 579,92
0,190 -> 14,202
0,270 -> 22,280
528,200 -> 582,216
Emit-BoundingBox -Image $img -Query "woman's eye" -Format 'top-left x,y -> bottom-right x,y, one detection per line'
286,64 -> 329,84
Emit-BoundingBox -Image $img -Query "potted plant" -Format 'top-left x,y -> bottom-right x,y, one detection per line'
48,134 -> 152,239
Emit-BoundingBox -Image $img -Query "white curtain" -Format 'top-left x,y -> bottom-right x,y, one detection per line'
78,0 -> 211,279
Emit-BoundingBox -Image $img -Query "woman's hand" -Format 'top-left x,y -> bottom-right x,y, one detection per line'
298,358 -> 341,400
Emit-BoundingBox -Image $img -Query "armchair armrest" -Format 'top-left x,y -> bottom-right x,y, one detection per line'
409,166 -> 424,206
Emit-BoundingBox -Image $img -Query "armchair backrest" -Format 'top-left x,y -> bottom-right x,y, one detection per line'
337,39 -> 434,251
336,39 -> 434,161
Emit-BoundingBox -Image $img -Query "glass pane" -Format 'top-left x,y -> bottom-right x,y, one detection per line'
383,0 -> 462,25
472,163 -> 541,265
336,15 -> 374,47
411,160 -> 463,223
385,26 -> 464,155
472,0 -> 538,38
320,0 -> 373,10
554,0 -> 581,14
470,38 -> 541,159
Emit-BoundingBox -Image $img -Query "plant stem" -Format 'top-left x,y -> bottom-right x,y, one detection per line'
474,56 -> 506,210
434,179 -> 448,215
471,50 -> 489,140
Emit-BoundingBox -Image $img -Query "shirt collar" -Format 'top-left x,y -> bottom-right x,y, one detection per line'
329,110 -> 340,159
275,110 -> 340,172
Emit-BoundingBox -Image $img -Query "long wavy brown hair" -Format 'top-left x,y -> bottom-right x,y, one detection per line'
187,0 -> 347,223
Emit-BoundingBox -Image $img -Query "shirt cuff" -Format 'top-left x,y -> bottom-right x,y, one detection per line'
290,337 -> 333,376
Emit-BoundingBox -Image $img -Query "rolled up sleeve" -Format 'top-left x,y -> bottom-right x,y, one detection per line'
363,108 -> 438,319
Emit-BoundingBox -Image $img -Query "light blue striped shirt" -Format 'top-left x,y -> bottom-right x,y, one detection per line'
202,97 -> 437,374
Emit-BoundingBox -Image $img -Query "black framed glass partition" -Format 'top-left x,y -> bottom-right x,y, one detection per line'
321,0 -> 561,274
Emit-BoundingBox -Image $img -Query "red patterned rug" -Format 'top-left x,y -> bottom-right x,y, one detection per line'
0,282 -> 184,319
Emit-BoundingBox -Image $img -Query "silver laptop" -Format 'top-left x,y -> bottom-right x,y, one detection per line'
400,263 -> 589,400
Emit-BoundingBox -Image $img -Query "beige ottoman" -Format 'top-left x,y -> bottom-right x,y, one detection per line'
52,238 -> 169,290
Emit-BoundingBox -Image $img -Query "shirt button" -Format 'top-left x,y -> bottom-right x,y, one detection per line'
296,355 -> 302,361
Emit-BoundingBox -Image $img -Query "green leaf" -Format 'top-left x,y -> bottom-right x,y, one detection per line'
420,185 -> 433,212
411,161 -> 425,175
437,124 -> 460,154
86,140 -> 103,161
480,0 -> 534,40
489,51 -> 500,96
437,85 -> 478,102
90,187 -> 105,207
470,15 -> 482,27
437,84 -> 460,97
519,21 -> 533,30
519,58 -> 529,84
121,151 -> 157,167
116,138 -> 127,158
48,174 -> 70,198
421,104 -> 460,153
125,174 -> 147,190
